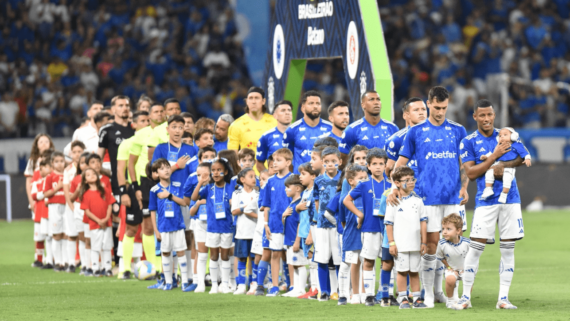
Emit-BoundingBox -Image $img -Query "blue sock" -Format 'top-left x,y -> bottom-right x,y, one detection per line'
237,261 -> 246,285
257,261 -> 269,286
381,269 -> 391,299
318,263 -> 330,295
282,262 -> 291,288
267,264 -> 272,284
407,274 -> 410,296
252,263 -> 258,283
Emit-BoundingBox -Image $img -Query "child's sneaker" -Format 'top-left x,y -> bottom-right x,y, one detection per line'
163,283 -> 173,291
254,285 -> 265,296
266,286 -> 280,297
350,294 -> 361,304
364,296 -> 375,306
375,291 -> 383,302
148,275 -> 165,290
234,284 -> 246,295
389,295 -> 399,306
246,283 -> 257,295
413,299 -> 428,309
79,266 -> 86,276
209,284 -> 219,294
31,260 -> 43,268
481,187 -> 494,200
446,300 -> 457,309
181,283 -> 193,292
330,292 -> 339,300
399,298 -> 411,309
451,296 -> 472,310
93,270 -> 101,277
105,270 -> 113,277
496,299 -> 517,309
185,283 -> 198,292
84,268 -> 93,277
498,193 -> 508,204
434,292 -> 447,303
338,297 -> 348,305
319,292 -> 330,302
381,298 -> 390,307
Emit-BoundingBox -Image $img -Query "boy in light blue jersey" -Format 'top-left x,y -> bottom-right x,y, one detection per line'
313,146 -> 342,301
344,148 -> 392,306
256,148 -> 293,297
148,159 -> 191,292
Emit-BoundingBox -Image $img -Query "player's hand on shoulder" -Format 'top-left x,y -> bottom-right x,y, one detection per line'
387,188 -> 401,206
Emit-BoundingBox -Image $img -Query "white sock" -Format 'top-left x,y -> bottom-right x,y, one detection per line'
292,268 -> 299,291
186,250 -> 193,280
221,260 -> 231,288
102,250 -> 112,271
298,266 -> 307,292
330,268 -> 338,294
310,261 -> 319,291
172,256 -> 178,278
363,270 -> 375,296
462,241 -> 485,300
68,240 -> 77,266
339,262 -> 350,298
119,258 -> 124,273
178,255 -> 188,284
453,280 -> 459,301
197,253 -> 208,287
61,240 -> 68,265
78,241 -> 85,268
45,237 -> 53,264
53,239 -> 62,265
229,256 -> 235,287
85,248 -> 91,269
91,250 -> 100,271
499,241 -> 515,301
434,260 -> 444,294
210,260 -> 219,288
390,267 -> 396,296
163,255 -> 173,284
421,254 -> 437,305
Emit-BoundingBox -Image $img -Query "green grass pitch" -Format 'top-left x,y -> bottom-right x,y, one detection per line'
1,211 -> 569,320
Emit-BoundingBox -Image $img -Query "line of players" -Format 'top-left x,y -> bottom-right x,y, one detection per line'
26,85 -> 530,310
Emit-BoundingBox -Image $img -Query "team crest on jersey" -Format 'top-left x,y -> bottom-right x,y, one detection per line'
389,141 -> 394,149
460,142 -> 464,149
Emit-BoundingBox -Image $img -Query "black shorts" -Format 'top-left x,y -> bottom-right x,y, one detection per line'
125,185 -> 143,226
112,193 -> 121,216
140,176 -> 154,216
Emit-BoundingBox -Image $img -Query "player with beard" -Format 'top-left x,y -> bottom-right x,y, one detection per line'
98,95 -> 135,263
339,90 -> 398,168
283,91 -> 333,173
213,114 -> 234,153
255,100 -> 293,173
320,101 -> 350,145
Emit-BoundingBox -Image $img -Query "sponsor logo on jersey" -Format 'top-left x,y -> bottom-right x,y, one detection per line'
387,150 -> 396,156
423,127 -> 429,131
172,182 -> 181,187
310,137 -> 317,139
273,134 -> 280,138
381,126 -> 387,129
436,139 -> 442,141
461,151 -> 468,158
476,140 -> 483,144
424,138 -> 431,143
320,127 -> 328,131
373,136 -> 379,139
425,151 -> 457,160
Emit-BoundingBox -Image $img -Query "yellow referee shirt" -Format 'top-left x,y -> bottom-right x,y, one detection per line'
227,113 -> 277,154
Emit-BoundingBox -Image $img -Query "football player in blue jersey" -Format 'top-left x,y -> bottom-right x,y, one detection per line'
283,91 -> 333,173
213,114 -> 234,153
339,90 -> 398,167
256,100 -> 293,173
385,97 -> 427,178
390,86 -> 469,307
320,101 -> 350,145
453,99 -> 524,311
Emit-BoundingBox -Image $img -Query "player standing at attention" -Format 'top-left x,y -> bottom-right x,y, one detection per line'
320,101 -> 350,145
30,157 -> 51,268
153,98 -> 182,145
228,87 -> 277,158
255,100 -> 293,173
390,86 -> 469,307
63,102 -> 104,155
43,151 -> 67,272
453,99 -> 525,310
213,114 -> 234,153
283,91 -> 333,173
149,159 -> 192,291
339,90 -> 398,168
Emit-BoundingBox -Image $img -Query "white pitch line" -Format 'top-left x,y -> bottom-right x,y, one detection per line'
1,279 -> 142,286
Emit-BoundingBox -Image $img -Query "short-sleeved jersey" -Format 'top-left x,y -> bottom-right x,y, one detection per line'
497,141 -> 530,162
149,181 -> 185,233
152,122 -> 169,145
319,131 -> 343,146
183,172 -> 198,199
385,126 -> 418,175
325,192 -> 342,234
228,113 -> 277,153
80,188 -> 115,230
261,173 -> 292,233
459,129 -> 522,208
198,183 -> 233,234
298,187 -> 314,238
98,122 -> 135,191
243,189 -> 262,233
436,236 -> 470,271
31,177 -> 47,222
313,172 -> 341,228
283,198 -> 302,246
72,124 -> 99,153
339,118 -> 398,154
349,177 -> 391,233
379,188 -> 391,248
117,137 -> 134,184
340,187 -> 363,252
231,189 -> 259,239
399,119 -> 467,206
63,163 -> 77,186
256,127 -> 285,163
283,118 -> 333,173
45,172 -> 65,204
384,193 -> 427,252
151,142 -> 196,187
129,126 -> 158,182
213,138 -> 228,154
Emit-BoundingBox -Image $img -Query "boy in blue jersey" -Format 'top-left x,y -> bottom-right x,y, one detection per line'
392,87 -> 468,307
148,158 -> 191,291
281,174 -> 307,297
255,148 -> 293,297
310,146 -> 326,175
344,148 -> 392,306
313,147 -> 343,301
283,91 -> 333,173
255,100 -> 292,173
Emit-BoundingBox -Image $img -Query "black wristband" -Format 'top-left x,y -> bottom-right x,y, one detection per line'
119,185 -> 127,196
132,181 -> 140,191
167,193 -> 173,201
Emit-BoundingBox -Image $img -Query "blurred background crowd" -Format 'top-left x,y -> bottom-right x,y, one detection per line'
0,0 -> 569,139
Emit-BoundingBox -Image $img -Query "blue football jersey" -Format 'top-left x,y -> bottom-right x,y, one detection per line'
298,188 -> 315,237
149,181 -> 185,233
261,173 -> 292,233
348,177 -> 391,233
151,142 -> 196,186
385,126 -> 418,175
283,198 -> 301,246
183,172 -> 198,198
340,187 -> 363,251
256,127 -> 285,163
339,118 -> 398,154
399,119 -> 467,206
319,131 -> 343,146
325,192 -> 342,234
213,137 -> 228,154
283,118 -> 333,173
313,172 -> 341,229
460,129 -> 522,208
198,183 -> 233,233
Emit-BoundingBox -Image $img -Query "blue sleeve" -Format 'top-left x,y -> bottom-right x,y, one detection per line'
325,193 -> 340,213
148,190 -> 157,211
313,179 -> 320,201
512,141 -> 530,158
385,136 -> 399,161
456,126 -> 467,149
460,138 -> 476,163
378,194 -> 387,216
283,127 -> 295,153
339,127 -> 354,155
349,181 -> 363,200
258,187 -> 265,207
198,184 -> 209,200
261,180 -> 271,208
399,128 -> 415,159
256,134 -> 268,162
183,176 -> 196,198
151,144 -> 162,164
389,123 -> 399,135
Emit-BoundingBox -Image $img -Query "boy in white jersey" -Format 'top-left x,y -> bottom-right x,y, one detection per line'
385,166 -> 428,309
436,213 -> 470,308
